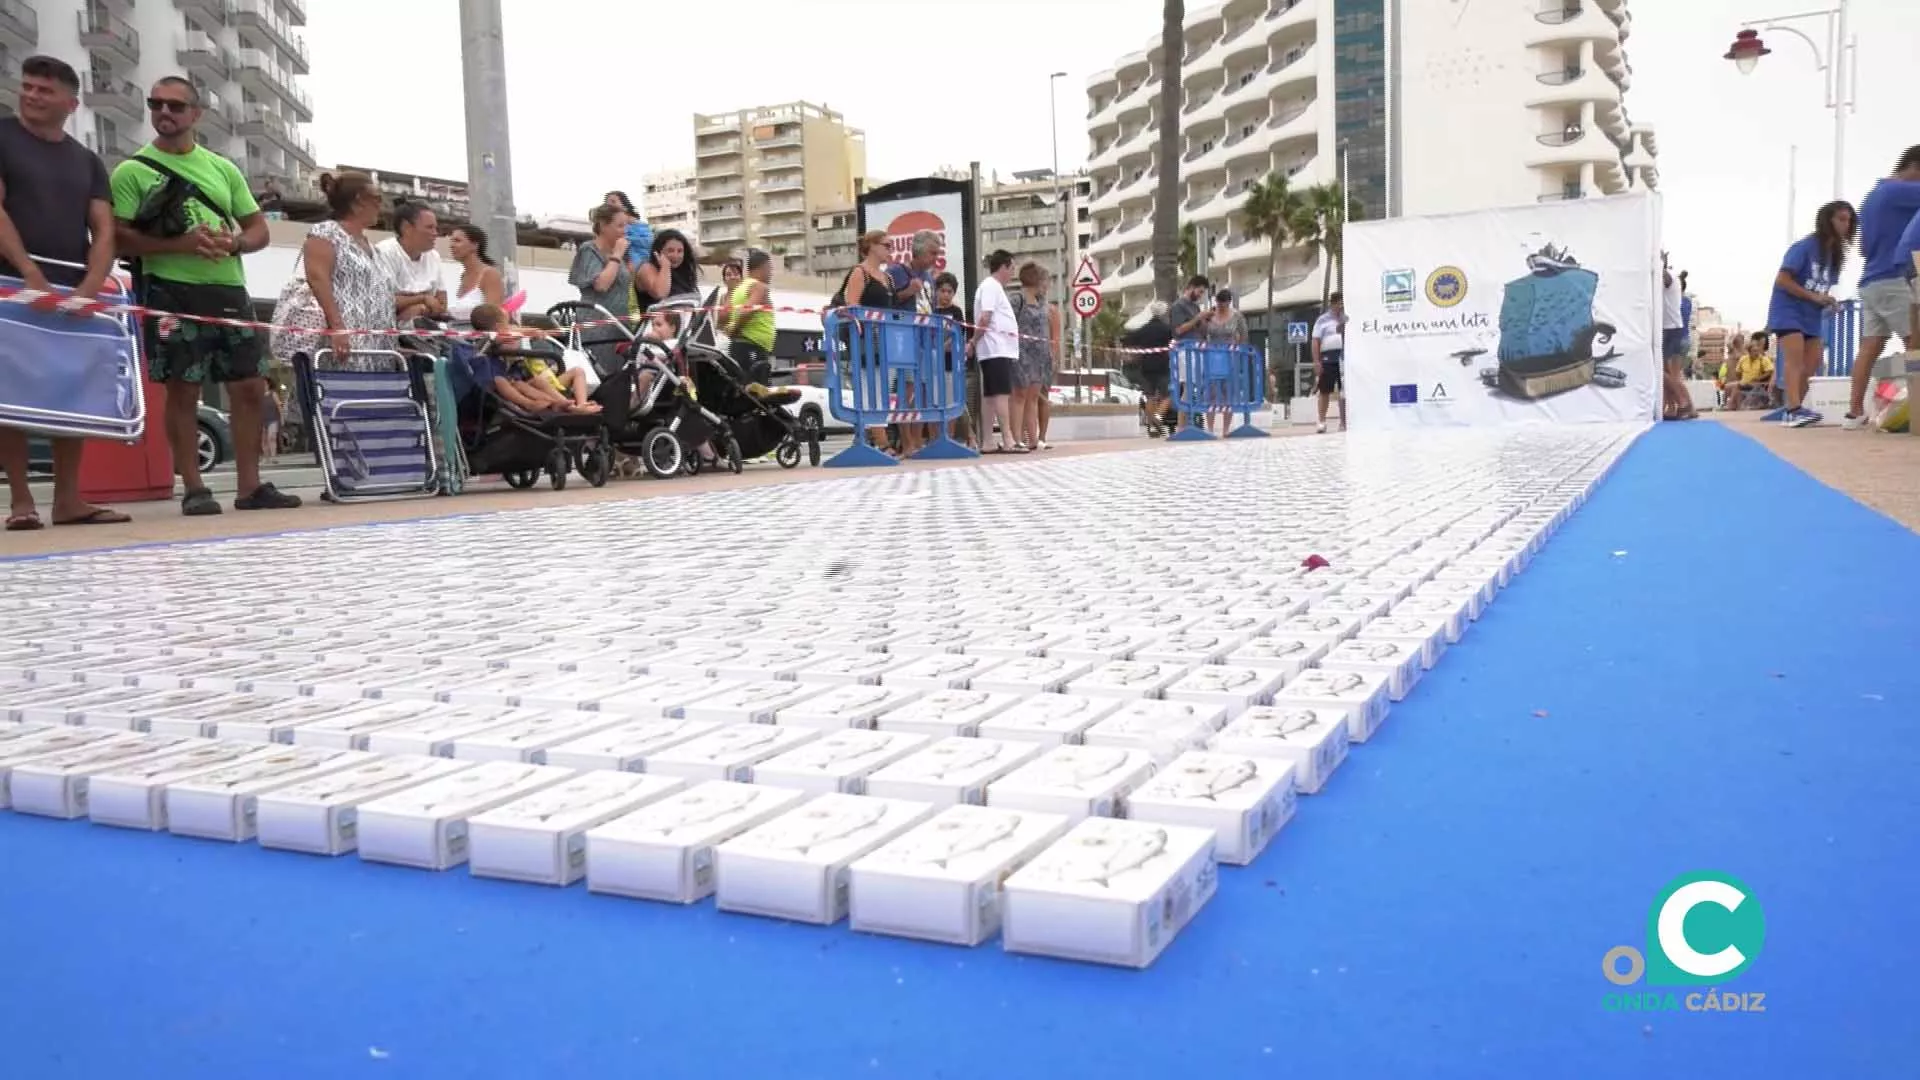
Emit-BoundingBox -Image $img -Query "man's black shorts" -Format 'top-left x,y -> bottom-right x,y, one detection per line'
1319,351 -> 1343,394
144,279 -> 267,384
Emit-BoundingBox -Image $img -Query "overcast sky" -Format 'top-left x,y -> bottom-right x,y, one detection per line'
303,0 -> 1916,327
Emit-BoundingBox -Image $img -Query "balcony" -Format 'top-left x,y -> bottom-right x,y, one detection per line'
198,88 -> 236,137
87,128 -> 142,167
171,0 -> 229,37
95,0 -> 134,16
1527,128 -> 1621,169
755,127 -> 802,150
1524,3 -> 1620,48
233,1 -> 309,75
177,32 -> 231,82
698,181 -> 743,200
78,11 -> 141,67
1524,65 -> 1620,109
762,219 -> 807,239
236,48 -> 312,120
704,205 -> 743,223
696,136 -> 742,157
83,75 -> 144,123
237,106 -> 316,167
1539,190 -> 1588,202
1266,0 -> 1312,34
1218,20 -> 1267,67
0,0 -> 36,52
759,172 -> 805,193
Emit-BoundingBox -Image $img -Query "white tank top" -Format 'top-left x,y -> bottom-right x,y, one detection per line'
448,279 -> 487,327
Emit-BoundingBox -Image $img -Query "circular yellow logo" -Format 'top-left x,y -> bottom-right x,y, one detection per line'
1425,266 -> 1468,308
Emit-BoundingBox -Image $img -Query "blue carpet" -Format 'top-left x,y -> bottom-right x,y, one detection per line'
3,422 -> 1917,1079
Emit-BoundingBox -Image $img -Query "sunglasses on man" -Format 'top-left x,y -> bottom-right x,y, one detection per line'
146,98 -> 193,114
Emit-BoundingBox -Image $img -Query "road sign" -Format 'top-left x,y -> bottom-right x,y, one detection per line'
1286,321 -> 1310,345
1071,286 -> 1103,319
1072,256 -> 1102,288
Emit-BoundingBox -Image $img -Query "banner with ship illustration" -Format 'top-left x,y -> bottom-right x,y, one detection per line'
1343,193 -> 1662,430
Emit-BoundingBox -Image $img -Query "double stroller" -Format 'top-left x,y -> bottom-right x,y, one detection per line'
551,290 -> 819,480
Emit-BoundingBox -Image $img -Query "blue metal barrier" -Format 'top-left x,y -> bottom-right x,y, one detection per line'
1772,299 -> 1863,386
1168,340 -> 1268,441
821,306 -> 974,467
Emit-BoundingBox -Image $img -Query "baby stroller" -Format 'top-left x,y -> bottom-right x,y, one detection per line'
573,296 -> 742,480
677,289 -> 818,469
446,320 -> 612,490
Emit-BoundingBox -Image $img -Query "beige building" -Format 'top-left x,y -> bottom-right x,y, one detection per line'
808,169 -> 1092,304
641,167 -> 698,237
692,100 -> 867,277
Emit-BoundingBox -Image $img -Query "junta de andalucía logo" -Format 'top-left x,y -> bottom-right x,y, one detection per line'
1601,872 -> 1767,1014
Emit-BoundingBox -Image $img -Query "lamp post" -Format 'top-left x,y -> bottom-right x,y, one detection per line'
459,0 -> 519,293
1048,70 -> 1076,371
1725,2 -> 1855,199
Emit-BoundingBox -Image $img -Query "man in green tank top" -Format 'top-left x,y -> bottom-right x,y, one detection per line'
726,248 -> 777,384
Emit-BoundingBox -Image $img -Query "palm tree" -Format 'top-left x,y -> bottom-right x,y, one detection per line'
1179,222 -> 1198,281
1150,0 -> 1184,302
1302,182 -> 1349,305
1241,172 -> 1307,333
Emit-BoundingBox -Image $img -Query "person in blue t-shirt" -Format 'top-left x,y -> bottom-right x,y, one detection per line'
1766,199 -> 1855,427
1844,145 -> 1920,427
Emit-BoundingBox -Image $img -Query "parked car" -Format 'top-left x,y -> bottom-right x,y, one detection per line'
24,404 -> 231,474
1050,368 -> 1145,406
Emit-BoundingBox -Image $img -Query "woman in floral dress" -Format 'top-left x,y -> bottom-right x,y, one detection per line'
272,171 -> 393,372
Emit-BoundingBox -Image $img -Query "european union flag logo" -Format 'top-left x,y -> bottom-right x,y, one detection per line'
1389,384 -> 1418,405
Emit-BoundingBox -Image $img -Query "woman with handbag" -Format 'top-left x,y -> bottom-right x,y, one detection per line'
270,172 -> 392,374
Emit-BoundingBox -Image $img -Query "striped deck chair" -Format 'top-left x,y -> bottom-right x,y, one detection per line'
294,350 -> 440,502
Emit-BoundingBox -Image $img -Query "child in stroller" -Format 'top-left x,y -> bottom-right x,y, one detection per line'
471,305 -> 600,417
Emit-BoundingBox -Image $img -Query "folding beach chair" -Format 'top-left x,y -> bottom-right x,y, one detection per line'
293,349 -> 440,502
0,258 -> 145,443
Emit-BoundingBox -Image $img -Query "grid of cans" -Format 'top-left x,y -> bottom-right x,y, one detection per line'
0,424 -> 1644,968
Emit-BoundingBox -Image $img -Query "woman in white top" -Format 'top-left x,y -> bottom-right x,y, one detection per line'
447,224 -> 504,330
969,250 -> 1024,453
271,171 -> 393,372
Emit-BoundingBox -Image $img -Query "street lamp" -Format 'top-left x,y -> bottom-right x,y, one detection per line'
1725,3 -> 1855,199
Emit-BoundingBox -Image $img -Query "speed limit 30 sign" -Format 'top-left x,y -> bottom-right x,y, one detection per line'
1071,286 -> 1103,318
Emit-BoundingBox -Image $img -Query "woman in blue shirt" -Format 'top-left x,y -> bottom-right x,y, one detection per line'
1765,199 -> 1854,427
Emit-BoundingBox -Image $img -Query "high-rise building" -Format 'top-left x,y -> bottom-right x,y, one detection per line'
692,100 -> 867,274
1083,0 -> 1349,319
641,166 -> 698,238
805,169 -> 1093,304
0,0 -> 318,189
1082,0 -> 1659,320
1394,0 -> 1657,216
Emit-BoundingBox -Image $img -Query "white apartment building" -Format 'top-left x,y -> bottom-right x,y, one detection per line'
1083,0 -> 1661,319
1395,0 -> 1659,215
1084,0 -> 1344,317
641,166 -> 698,237
0,0 -> 316,191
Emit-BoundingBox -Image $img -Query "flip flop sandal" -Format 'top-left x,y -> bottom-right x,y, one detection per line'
52,508 -> 131,526
5,512 -> 43,531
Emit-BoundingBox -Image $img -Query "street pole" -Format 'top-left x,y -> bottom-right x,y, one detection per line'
1830,0 -> 1849,199
1787,143 -> 1798,244
459,0 -> 519,293
1050,71 -> 1081,375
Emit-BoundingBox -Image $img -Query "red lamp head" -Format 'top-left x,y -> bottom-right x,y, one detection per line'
1725,29 -> 1771,75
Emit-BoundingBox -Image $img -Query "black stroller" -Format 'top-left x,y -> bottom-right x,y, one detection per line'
553,293 -> 817,478
444,318 -> 612,490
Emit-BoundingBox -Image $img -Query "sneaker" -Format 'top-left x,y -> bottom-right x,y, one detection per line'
1841,413 -> 1870,430
1759,406 -> 1788,422
1315,422 -> 1327,434
1803,408 -> 1825,423
1784,408 -> 1819,428
180,488 -> 221,516
235,483 -> 303,511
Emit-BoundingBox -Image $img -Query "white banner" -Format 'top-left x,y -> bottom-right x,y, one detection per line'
1345,193 -> 1663,429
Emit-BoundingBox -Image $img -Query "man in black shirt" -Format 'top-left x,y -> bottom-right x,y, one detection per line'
0,56 -> 127,530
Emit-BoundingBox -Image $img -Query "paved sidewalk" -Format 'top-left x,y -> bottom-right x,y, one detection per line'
1707,411 -> 1919,531
3,437 -> 1172,559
